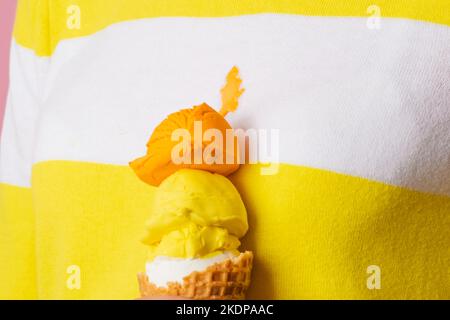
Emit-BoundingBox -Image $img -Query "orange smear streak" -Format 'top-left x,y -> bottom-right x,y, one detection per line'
220,66 -> 245,117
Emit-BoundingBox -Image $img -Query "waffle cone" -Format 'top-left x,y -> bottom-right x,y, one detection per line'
138,251 -> 253,300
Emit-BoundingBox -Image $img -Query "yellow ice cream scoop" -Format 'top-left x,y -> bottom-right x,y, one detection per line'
142,169 -> 248,247
146,223 -> 241,260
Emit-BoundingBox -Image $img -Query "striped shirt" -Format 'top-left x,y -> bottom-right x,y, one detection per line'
0,0 -> 449,299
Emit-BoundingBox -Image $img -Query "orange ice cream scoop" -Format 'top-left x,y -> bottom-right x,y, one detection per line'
130,67 -> 244,186
130,103 -> 239,186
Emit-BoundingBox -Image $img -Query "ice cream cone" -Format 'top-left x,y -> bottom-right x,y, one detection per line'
138,251 -> 253,300
134,67 -> 253,300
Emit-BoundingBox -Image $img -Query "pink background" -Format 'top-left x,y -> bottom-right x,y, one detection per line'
0,0 -> 17,134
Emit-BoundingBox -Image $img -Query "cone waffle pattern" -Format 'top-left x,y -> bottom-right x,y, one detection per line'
138,251 -> 253,300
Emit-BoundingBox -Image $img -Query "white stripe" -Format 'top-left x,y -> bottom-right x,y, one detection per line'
0,42 -> 50,187
2,15 -> 449,194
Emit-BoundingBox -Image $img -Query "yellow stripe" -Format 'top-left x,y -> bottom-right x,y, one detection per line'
30,162 -> 152,299
14,0 -> 450,57
28,160 -> 449,299
0,183 -> 37,299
